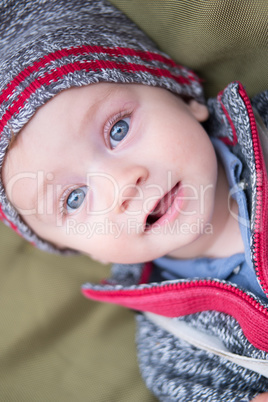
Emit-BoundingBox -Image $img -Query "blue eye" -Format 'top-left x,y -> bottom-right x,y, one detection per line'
66,186 -> 88,213
110,117 -> 130,148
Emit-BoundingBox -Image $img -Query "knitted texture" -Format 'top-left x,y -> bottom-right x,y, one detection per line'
0,0 -> 203,252
136,314 -> 268,402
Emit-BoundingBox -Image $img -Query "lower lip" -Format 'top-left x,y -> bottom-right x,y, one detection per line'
147,182 -> 184,231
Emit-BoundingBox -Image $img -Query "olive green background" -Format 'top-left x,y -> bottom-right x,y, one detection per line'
0,224 -> 156,401
1,1 -> 267,401
111,0 -> 268,98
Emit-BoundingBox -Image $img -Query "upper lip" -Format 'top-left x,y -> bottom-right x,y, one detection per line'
144,182 -> 179,231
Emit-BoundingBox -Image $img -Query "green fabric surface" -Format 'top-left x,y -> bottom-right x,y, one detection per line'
0,223 -> 156,402
110,0 -> 268,98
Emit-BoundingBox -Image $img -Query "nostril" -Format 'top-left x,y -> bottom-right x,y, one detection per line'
121,199 -> 129,212
136,177 -> 143,186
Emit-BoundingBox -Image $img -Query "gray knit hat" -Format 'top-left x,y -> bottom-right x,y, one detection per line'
0,0 -> 204,252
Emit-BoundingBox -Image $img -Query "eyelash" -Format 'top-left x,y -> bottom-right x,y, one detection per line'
104,110 -> 132,147
58,185 -> 81,218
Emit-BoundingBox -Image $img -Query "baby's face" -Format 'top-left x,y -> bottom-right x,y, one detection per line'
3,83 -> 217,264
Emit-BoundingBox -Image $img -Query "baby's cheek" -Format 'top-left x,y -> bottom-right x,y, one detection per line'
251,393 -> 268,402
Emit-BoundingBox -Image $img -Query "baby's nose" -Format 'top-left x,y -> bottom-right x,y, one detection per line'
102,163 -> 149,215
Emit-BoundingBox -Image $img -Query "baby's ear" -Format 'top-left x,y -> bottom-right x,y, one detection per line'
188,99 -> 209,122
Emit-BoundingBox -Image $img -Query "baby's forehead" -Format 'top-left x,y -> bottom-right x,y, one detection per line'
28,83 -> 126,120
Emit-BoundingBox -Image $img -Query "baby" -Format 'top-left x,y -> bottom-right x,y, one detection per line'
1,0 -> 268,401
3,83 -> 240,263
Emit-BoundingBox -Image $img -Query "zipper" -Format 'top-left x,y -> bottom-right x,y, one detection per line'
84,278 -> 268,313
82,277 -> 268,351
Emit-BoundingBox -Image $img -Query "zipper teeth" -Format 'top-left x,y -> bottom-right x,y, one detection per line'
117,279 -> 268,315
241,92 -> 267,296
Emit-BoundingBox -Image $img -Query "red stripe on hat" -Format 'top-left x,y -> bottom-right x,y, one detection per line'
0,45 -> 188,105
0,58 -> 192,133
0,205 -> 21,233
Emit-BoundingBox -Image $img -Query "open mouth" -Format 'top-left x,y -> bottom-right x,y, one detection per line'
145,182 -> 180,231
